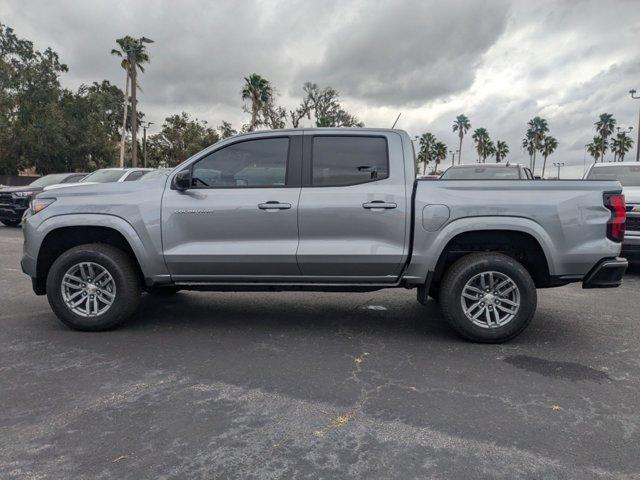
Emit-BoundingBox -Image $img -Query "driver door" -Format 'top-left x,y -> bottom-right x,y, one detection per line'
161,134 -> 302,282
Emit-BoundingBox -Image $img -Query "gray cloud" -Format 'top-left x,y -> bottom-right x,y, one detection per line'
1,0 -> 639,177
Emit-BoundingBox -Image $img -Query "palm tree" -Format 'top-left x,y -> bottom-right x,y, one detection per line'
432,142 -> 448,174
472,128 -> 489,163
242,74 -> 273,131
587,136 -> 607,163
612,131 -> 634,161
522,134 -> 535,168
494,140 -> 509,163
594,113 -> 616,162
452,114 -> 471,164
526,117 -> 549,174
540,136 -> 558,178
112,36 -> 152,167
418,133 -> 436,174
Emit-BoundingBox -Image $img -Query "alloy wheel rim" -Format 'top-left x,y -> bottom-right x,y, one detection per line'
61,262 -> 116,317
460,271 -> 520,328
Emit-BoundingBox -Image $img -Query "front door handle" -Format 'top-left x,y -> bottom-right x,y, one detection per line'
258,201 -> 291,210
362,201 -> 397,210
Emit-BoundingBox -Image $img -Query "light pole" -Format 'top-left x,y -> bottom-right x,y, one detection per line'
630,89 -> 640,161
141,121 -> 153,168
125,36 -> 154,167
450,149 -> 459,167
553,162 -> 565,180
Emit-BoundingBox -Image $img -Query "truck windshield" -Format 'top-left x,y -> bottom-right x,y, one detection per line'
29,174 -> 73,187
81,170 -> 124,183
440,166 -> 520,180
586,165 -> 640,186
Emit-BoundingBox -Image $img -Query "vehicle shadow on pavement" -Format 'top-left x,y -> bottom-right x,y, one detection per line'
122,291 -> 462,343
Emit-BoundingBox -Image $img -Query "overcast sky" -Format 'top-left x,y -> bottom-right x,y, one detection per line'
2,0 -> 639,177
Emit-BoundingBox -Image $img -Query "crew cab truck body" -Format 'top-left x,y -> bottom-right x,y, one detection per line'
21,129 -> 627,342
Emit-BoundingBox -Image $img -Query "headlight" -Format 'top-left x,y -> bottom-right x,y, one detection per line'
30,198 -> 56,214
14,191 -> 34,198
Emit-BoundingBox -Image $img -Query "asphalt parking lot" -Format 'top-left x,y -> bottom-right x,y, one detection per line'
1,225 -> 639,479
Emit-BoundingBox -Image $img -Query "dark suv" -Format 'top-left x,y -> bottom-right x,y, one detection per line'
0,173 -> 87,226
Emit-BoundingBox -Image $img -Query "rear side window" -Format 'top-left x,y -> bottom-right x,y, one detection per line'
312,136 -> 389,186
192,137 -> 289,188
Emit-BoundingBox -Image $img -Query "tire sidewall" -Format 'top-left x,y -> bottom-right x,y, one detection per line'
441,254 -> 537,343
46,245 -> 139,331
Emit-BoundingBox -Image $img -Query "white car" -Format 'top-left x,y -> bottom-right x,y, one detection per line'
43,168 -> 153,191
584,161 -> 640,263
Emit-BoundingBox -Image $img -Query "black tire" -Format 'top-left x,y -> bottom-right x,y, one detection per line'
46,243 -> 141,331
439,252 -> 537,343
147,286 -> 181,296
1,220 -> 20,227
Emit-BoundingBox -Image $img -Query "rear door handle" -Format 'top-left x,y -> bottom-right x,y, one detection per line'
258,201 -> 291,210
362,201 -> 397,210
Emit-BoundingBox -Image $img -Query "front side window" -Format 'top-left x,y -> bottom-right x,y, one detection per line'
312,136 -> 389,186
192,137 -> 289,188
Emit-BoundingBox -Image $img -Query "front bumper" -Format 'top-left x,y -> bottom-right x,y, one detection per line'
582,257 -> 628,289
0,205 -> 27,222
621,231 -> 640,263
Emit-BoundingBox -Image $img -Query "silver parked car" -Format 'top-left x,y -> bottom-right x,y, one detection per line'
43,168 -> 153,191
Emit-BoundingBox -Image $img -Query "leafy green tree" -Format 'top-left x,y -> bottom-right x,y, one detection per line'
525,116 -> 549,174
291,82 -> 363,128
594,113 -> 616,162
417,132 -> 435,174
242,74 -> 273,131
431,141 -> 448,174
587,136 -> 607,163
612,131 -> 633,161
472,128 -> 490,163
146,112 -> 219,167
494,140 -> 509,163
111,36 -> 152,166
540,136 -> 558,177
217,120 -> 237,139
452,114 -> 471,164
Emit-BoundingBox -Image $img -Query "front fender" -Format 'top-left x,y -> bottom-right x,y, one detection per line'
27,213 -> 169,282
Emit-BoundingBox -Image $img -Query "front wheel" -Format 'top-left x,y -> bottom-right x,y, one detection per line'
46,243 -> 141,331
439,253 -> 537,343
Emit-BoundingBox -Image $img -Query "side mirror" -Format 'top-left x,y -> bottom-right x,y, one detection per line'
172,169 -> 191,191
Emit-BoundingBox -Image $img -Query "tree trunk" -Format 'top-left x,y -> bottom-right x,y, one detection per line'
458,136 -> 463,164
531,150 -> 537,175
130,55 -> 138,168
118,69 -> 129,168
541,154 -> 548,178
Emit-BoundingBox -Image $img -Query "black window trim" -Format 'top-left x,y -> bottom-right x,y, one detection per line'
303,134 -> 391,188
186,135 -> 302,190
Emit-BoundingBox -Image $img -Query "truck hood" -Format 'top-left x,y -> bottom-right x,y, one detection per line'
43,182 -> 98,191
0,185 -> 44,194
622,186 -> 640,205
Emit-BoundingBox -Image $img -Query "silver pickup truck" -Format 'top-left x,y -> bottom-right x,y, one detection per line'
21,128 -> 628,342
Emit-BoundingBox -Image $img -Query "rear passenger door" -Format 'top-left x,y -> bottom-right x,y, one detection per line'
296,132 -> 408,283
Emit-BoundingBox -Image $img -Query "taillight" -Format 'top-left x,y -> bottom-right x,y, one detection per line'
604,193 -> 626,242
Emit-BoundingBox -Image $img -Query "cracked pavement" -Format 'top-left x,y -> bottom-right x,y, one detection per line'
1,225 -> 639,479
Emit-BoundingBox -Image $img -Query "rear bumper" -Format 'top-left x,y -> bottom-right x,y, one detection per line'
582,257 -> 628,289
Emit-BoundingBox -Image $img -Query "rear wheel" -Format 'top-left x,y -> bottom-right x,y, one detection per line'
1,220 -> 20,227
46,243 -> 141,331
439,253 -> 537,343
